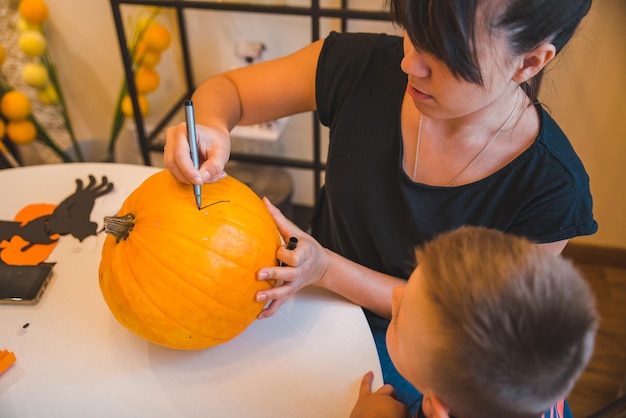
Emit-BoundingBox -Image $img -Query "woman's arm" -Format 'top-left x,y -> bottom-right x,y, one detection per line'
256,198 -> 406,320
164,39 -> 324,184
538,240 -> 568,255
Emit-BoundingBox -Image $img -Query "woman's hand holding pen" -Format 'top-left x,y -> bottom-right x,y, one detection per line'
164,121 -> 230,185
255,197 -> 332,319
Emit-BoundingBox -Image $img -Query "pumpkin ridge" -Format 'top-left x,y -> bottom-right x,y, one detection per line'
116,240 -> 234,346
132,224 -> 265,293
128,232 -> 258,320
101,241 -> 189,346
141,219 -> 276,278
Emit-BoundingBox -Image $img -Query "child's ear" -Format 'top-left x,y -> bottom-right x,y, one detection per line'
512,43 -> 556,84
422,393 -> 452,418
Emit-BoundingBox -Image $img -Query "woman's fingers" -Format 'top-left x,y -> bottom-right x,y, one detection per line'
257,296 -> 288,319
196,125 -> 231,182
163,123 -> 231,184
256,275 -> 298,319
164,123 -> 196,184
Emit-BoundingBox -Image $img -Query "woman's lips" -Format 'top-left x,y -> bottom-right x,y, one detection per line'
406,84 -> 432,101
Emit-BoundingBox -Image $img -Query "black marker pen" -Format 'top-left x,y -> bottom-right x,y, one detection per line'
280,237 -> 298,266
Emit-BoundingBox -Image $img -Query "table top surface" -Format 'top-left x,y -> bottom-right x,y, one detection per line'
0,163 -> 382,418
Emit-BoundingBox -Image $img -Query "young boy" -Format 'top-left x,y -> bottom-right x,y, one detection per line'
351,226 -> 599,418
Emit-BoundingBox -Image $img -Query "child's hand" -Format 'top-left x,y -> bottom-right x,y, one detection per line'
350,371 -> 408,418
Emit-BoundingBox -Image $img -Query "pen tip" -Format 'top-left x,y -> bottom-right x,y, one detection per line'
196,196 -> 202,210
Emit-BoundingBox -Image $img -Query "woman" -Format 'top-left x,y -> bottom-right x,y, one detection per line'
165,0 -> 597,414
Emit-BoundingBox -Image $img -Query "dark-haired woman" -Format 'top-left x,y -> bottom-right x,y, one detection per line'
164,0 -> 597,415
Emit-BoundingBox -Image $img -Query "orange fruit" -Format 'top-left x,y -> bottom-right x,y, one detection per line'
132,41 -> 147,63
140,50 -> 161,68
18,30 -> 46,57
133,41 -> 161,67
142,22 -> 171,52
1,91 -> 32,120
6,119 -> 37,144
121,94 -> 149,117
134,66 -> 160,93
0,118 -> 5,138
19,0 -> 49,25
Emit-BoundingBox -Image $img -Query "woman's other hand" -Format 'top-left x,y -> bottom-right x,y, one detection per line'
255,197 -> 331,319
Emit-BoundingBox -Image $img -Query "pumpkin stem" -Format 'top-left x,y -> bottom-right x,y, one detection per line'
104,213 -> 136,243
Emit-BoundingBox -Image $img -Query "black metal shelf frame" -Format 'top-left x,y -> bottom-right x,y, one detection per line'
109,0 -> 389,201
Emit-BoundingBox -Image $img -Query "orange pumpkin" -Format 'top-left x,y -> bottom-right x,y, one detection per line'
98,169 -> 280,350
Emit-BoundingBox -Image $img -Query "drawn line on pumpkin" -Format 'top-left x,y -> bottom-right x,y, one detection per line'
200,197 -> 280,241
199,200 -> 230,210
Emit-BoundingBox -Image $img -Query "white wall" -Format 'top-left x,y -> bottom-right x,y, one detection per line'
22,0 -> 626,249
538,0 -> 626,249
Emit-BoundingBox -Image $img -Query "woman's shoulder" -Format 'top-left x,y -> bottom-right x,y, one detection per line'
316,32 -> 406,126
322,31 -> 403,59
534,106 -> 590,181
318,31 -> 405,80
324,31 -> 403,45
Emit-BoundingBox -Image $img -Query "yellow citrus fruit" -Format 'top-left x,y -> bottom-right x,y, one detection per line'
0,44 -> 6,66
37,84 -> 58,104
1,91 -> 32,120
18,30 -> 47,57
142,22 -> 171,52
19,0 -> 49,25
22,62 -> 49,88
17,18 -> 29,32
6,119 -> 37,144
134,66 -> 160,94
121,94 -> 149,117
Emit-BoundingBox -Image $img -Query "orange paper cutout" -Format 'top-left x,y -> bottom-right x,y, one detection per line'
0,203 -> 59,265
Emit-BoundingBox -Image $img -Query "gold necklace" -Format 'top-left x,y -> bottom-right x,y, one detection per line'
412,90 -> 520,186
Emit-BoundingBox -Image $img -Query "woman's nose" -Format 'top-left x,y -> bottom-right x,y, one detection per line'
401,49 -> 431,78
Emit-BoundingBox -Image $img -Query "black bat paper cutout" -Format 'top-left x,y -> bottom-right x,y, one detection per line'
0,175 -> 114,265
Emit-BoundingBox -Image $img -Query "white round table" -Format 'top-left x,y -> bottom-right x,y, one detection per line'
0,163 -> 382,418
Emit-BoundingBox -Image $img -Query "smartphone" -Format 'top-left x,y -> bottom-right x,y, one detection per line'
0,263 -> 55,304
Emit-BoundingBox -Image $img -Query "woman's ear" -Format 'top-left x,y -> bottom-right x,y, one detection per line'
422,393 -> 452,418
512,43 -> 557,84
